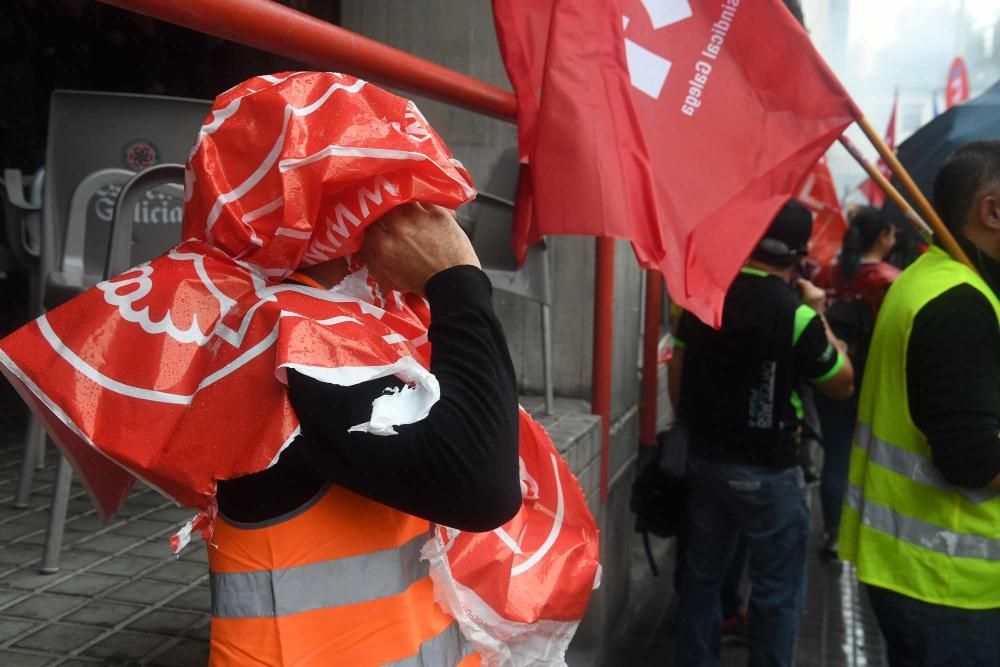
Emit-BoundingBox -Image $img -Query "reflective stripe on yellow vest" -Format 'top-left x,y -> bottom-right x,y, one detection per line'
208,484 -> 480,666
839,246 -> 1000,609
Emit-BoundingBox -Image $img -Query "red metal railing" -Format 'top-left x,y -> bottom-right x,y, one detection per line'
98,0 -> 517,120
592,238 -> 615,502
102,0 -> 628,502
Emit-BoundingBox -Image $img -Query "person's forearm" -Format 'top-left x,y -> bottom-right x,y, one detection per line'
816,311 -> 849,355
287,266 -> 522,531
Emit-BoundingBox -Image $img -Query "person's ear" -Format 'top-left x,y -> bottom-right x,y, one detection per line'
978,185 -> 1000,233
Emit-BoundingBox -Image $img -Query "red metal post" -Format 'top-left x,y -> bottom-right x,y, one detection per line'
99,0 -> 518,121
639,269 -> 662,447
593,238 -> 615,503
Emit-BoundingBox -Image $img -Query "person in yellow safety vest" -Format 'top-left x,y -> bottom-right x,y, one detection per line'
840,141 -> 1000,666
210,204 -> 522,666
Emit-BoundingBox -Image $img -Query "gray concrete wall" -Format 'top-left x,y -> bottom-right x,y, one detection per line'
339,1 -> 645,410
338,1 -> 516,190
339,2 -> 647,660
497,237 -> 643,414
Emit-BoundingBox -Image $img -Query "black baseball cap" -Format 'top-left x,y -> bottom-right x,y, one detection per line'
752,200 -> 813,267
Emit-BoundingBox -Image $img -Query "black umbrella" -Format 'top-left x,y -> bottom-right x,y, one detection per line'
882,79 -> 1000,239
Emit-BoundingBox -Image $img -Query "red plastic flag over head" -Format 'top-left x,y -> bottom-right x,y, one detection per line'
184,71 -> 476,277
0,72 -> 598,664
0,71 -> 475,519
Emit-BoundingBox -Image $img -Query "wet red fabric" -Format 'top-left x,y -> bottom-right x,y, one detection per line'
425,412 -> 600,662
0,72 -> 598,659
494,0 -> 860,326
0,71 -> 474,517
433,414 -> 598,622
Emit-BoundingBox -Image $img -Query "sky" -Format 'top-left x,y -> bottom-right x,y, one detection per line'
814,0 -> 1000,202
848,0 -> 998,79
850,0 -> 999,40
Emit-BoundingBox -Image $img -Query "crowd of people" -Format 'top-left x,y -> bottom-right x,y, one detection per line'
665,140 -> 1000,666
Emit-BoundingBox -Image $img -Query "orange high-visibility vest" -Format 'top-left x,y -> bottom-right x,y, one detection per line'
208,484 -> 480,666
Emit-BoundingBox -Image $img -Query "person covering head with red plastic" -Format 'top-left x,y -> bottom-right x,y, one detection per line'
0,72 -> 599,666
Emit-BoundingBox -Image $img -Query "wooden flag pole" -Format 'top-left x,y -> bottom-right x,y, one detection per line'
837,136 -> 933,240
856,115 -> 975,270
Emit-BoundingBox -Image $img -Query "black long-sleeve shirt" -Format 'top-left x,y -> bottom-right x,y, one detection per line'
906,242 -> 1000,489
216,266 -> 522,532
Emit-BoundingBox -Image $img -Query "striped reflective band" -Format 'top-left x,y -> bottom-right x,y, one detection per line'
385,621 -> 474,667
855,423 -> 1000,505
211,532 -> 428,618
847,484 -> 1000,560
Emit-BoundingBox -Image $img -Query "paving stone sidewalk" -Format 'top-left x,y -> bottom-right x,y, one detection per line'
0,390 -> 600,667
0,405 -> 211,666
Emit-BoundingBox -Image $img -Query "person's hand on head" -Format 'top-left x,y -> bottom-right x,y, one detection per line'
360,202 -> 481,296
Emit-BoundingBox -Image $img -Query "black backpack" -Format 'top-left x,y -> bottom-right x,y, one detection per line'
629,432 -> 688,575
825,296 -> 875,383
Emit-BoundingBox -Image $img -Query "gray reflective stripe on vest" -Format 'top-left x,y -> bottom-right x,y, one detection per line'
855,423 -> 1000,505
211,532 -> 429,618
384,621 -> 473,667
846,484 -> 1000,560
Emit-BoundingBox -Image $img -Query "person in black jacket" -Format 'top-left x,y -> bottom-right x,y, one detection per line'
671,201 -> 854,666
217,202 -> 522,532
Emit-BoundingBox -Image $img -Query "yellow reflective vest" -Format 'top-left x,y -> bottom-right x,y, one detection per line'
840,247 -> 1000,609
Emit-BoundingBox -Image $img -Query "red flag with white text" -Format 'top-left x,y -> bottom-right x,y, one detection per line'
494,0 -> 860,325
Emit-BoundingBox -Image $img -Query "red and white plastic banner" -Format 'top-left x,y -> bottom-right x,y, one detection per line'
424,412 -> 600,665
0,72 -> 599,663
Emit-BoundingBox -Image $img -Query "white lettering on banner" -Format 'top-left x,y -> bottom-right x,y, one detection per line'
623,0 -> 692,100
302,174 -> 399,263
681,0 -> 742,118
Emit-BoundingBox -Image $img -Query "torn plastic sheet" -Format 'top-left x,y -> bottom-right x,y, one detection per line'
0,72 -> 600,663
421,410 -> 601,666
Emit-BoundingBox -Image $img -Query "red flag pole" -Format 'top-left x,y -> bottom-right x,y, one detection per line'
838,136 -> 933,239
856,116 -> 975,270
639,270 -> 662,448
